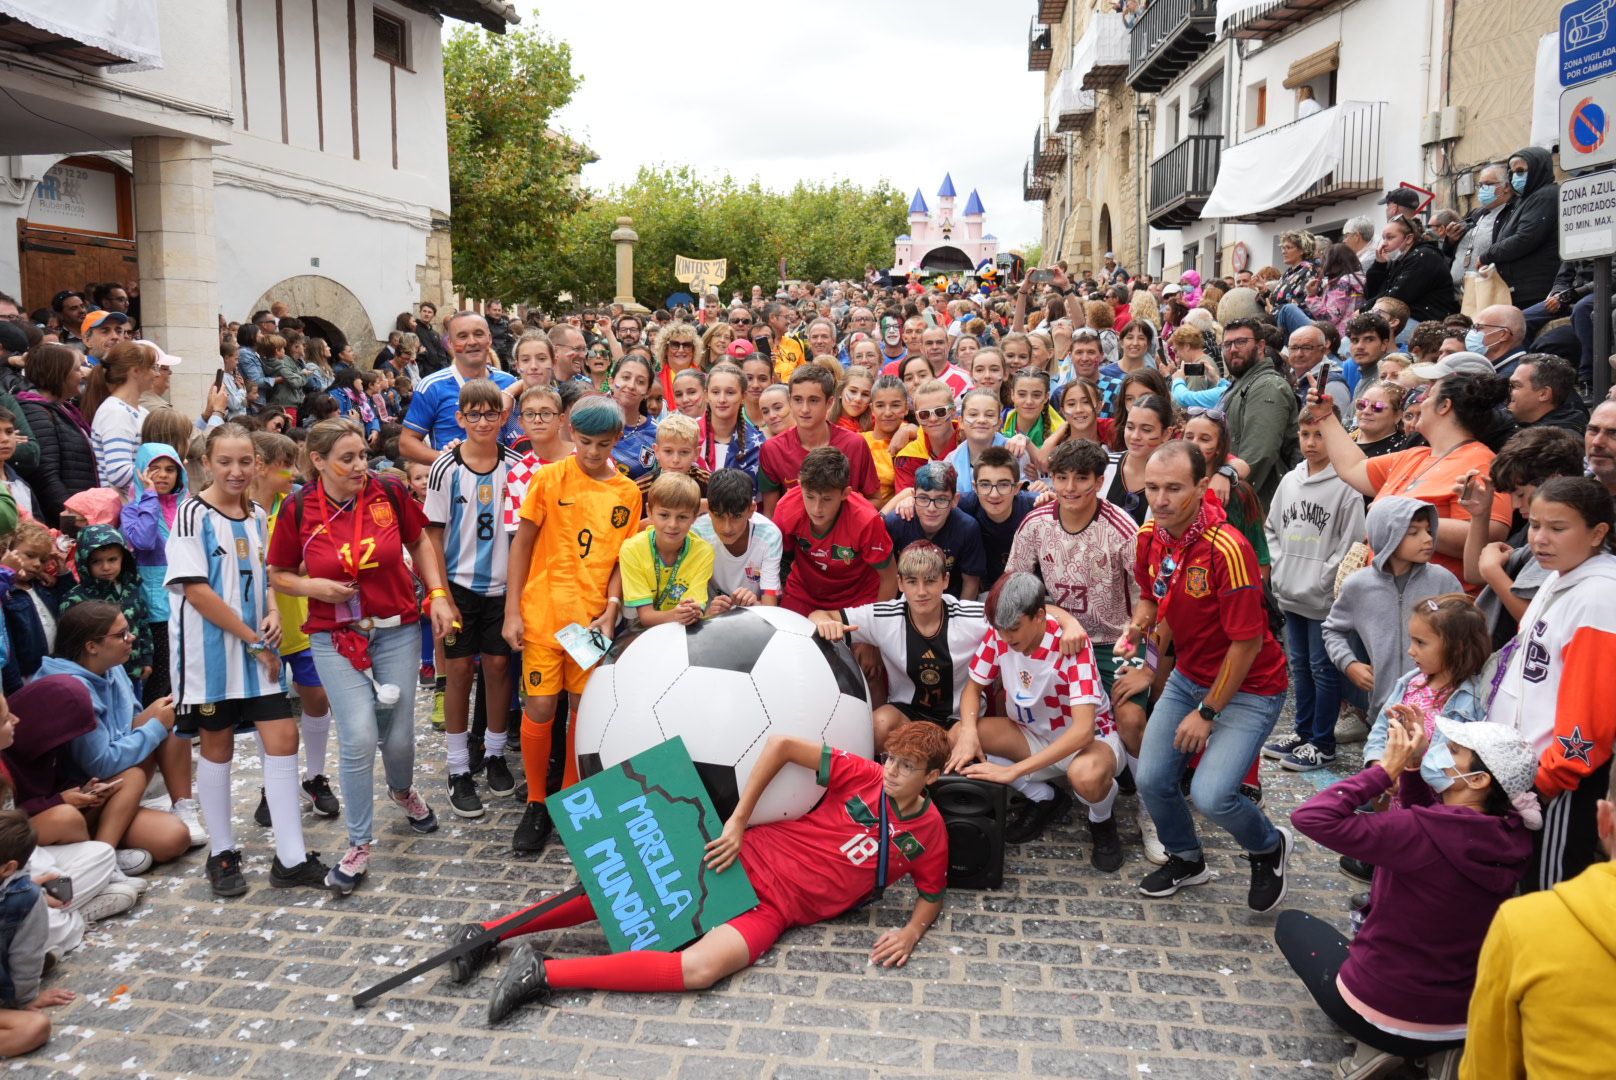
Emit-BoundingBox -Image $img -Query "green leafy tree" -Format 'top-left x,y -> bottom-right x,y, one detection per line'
443,23 -> 591,300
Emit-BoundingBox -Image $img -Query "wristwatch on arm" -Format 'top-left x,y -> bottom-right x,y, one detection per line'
1196,701 -> 1219,723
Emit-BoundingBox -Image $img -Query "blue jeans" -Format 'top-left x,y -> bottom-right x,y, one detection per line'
1275,302 -> 1314,337
1284,613 -> 1339,754
1136,669 -> 1285,861
312,624 -> 421,848
1523,295 -> 1597,381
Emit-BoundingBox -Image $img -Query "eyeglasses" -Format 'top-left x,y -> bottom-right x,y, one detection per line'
975,479 -> 1017,495
913,494 -> 953,510
1186,406 -> 1226,423
1288,343 -> 1325,353
915,406 -> 953,422
1153,553 -> 1178,600
1355,400 -> 1391,413
877,753 -> 922,777
667,341 -> 695,351
461,410 -> 503,425
99,628 -> 135,643
729,317 -> 753,326
521,409 -> 559,423
1223,336 -> 1255,349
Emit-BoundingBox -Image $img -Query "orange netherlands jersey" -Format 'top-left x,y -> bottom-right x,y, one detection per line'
518,456 -> 643,642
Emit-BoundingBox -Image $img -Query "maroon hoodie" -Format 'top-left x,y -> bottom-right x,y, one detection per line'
0,676 -> 95,816
1290,764 -> 1531,1026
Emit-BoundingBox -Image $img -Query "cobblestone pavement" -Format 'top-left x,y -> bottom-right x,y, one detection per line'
13,692 -> 1380,1079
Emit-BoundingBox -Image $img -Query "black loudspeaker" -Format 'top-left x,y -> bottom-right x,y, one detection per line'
929,777 -> 1008,890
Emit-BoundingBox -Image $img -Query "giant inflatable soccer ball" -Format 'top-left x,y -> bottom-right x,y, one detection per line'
574,606 -> 872,823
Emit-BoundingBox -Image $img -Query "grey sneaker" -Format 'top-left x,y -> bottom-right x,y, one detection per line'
1335,706 -> 1371,745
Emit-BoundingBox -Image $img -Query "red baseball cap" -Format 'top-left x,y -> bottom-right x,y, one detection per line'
726,339 -> 757,360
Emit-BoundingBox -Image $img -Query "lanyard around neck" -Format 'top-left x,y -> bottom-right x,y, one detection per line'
316,474 -> 368,579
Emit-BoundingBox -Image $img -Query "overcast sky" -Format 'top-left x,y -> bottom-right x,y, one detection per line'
506,1 -> 1047,253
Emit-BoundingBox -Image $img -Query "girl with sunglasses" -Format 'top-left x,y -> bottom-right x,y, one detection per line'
1352,382 -> 1407,458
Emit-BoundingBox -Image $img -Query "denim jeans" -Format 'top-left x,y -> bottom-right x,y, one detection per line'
1136,669 -> 1284,861
1523,295 -> 1597,380
1284,613 -> 1339,754
311,624 -> 421,848
1275,302 -> 1314,338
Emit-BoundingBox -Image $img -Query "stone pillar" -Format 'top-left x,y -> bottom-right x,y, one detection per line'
611,216 -> 648,314
132,136 -> 221,419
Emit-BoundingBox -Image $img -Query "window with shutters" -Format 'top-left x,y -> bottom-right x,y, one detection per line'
373,9 -> 408,68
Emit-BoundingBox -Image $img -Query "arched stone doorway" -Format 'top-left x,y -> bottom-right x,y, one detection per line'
916,246 -> 975,273
251,275 -> 378,366
1097,206 -> 1114,261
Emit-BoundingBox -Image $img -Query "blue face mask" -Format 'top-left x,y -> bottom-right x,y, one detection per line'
1511,172 -> 1528,195
1465,327 -> 1489,353
1477,183 -> 1498,208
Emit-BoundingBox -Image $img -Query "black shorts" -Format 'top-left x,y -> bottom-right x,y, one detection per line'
444,583 -> 512,660
887,701 -> 956,729
177,692 -> 295,735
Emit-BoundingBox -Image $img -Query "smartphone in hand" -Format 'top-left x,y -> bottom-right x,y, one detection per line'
43,877 -> 73,903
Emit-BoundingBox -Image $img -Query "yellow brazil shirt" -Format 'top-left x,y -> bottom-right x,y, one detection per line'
621,530 -> 715,612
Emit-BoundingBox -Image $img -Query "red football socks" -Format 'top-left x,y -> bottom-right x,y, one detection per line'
546,950 -> 686,992
483,892 -> 597,940
520,715 -> 553,802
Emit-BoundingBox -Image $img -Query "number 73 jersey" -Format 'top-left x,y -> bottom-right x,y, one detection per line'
425,444 -> 527,595
517,455 -> 644,642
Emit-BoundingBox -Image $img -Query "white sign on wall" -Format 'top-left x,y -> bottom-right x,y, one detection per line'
29,163 -> 120,234
1559,167 -> 1616,260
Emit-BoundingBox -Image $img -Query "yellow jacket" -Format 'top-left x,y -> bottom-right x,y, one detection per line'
1462,861 -> 1616,1078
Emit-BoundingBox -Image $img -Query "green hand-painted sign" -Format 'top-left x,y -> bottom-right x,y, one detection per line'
553,737 -> 759,953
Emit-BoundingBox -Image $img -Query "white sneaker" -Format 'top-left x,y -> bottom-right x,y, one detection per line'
108,868 -> 148,898
115,848 -> 154,876
79,882 -> 140,922
1137,804 -> 1167,865
171,798 -> 208,848
1334,707 -> 1371,746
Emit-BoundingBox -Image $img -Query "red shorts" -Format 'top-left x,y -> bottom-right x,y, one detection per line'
724,876 -> 808,963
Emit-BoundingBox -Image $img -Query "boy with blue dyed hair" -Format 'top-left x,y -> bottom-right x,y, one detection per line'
424,378 -> 524,820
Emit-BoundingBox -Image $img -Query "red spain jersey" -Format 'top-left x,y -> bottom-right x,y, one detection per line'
265,474 -> 427,633
1133,521 -> 1288,695
773,485 -> 892,616
967,617 -> 1115,736
757,427 -> 881,500
740,747 -> 947,926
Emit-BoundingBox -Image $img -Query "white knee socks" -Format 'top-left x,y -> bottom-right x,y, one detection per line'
1079,779 -> 1120,823
261,752 -> 308,868
485,729 -> 507,757
198,757 -> 235,856
300,711 -> 331,779
446,731 -> 470,775
988,755 -> 1055,802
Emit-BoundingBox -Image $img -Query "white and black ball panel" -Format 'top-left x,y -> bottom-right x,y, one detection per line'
572,605 -> 873,821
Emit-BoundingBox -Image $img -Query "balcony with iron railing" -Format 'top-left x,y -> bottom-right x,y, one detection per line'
1222,0 -> 1351,41
1033,124 -> 1065,176
1039,0 -> 1070,24
1052,68 -> 1097,133
1024,159 -> 1051,201
1148,134 -> 1221,228
1223,102 -> 1383,222
1126,0 -> 1218,93
1074,12 -> 1130,90
1028,18 -> 1053,70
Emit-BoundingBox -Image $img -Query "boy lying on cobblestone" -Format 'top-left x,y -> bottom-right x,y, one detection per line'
445,723 -> 951,1023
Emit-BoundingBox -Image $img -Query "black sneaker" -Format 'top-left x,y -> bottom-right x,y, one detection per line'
1246,826 -> 1293,913
1116,765 -> 1136,795
1349,890 -> 1371,914
448,773 -> 485,819
1240,781 -> 1264,807
448,921 -> 497,984
1004,788 -> 1073,844
1138,853 -> 1211,898
1262,731 -> 1307,760
302,775 -> 340,818
484,755 -> 516,796
270,852 -> 334,891
512,801 -> 553,854
467,738 -> 486,777
253,789 -> 271,827
1088,816 -> 1123,872
206,848 -> 248,898
488,941 -> 550,1024
1339,854 -> 1375,884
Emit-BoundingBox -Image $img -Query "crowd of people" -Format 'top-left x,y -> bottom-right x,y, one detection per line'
0,161 -> 1612,1073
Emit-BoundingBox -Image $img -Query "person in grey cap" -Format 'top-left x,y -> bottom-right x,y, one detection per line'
1276,713 -> 1536,1080
1378,186 -> 1422,223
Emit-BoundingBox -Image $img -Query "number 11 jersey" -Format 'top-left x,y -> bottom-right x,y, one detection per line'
517,455 -> 643,643
425,444 -> 525,595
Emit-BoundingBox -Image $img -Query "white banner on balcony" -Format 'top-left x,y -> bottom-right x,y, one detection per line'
0,0 -> 162,71
1200,101 -> 1372,220
1215,0 -> 1275,33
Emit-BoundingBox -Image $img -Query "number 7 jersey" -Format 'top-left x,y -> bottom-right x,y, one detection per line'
517,455 -> 644,642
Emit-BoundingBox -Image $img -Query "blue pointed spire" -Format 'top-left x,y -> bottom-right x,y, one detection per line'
938,173 -> 957,198
909,189 -> 928,214
963,189 -> 985,216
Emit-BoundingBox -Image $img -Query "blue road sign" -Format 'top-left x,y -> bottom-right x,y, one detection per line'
1564,0 -> 1616,86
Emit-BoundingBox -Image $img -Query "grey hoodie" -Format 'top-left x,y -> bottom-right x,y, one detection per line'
1322,497 -> 1461,715
1265,459 -> 1367,621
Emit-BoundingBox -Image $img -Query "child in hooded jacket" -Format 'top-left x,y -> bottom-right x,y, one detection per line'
56,526 -> 152,689
119,442 -> 188,705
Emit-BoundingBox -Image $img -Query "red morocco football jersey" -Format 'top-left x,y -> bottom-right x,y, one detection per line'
739,747 -> 947,926
1133,520 -> 1288,695
773,485 -> 892,616
266,475 -> 427,634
